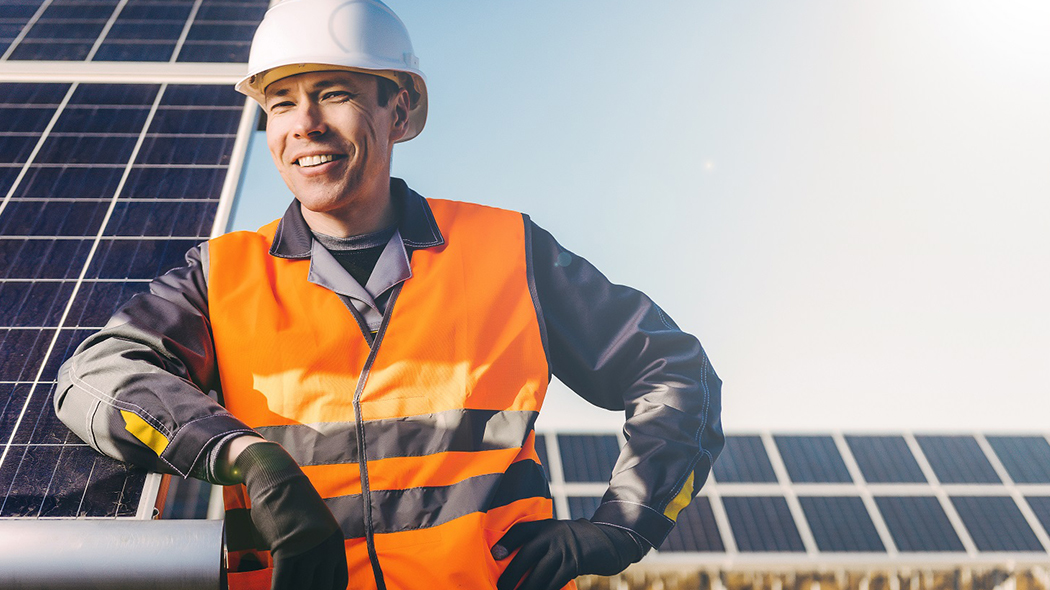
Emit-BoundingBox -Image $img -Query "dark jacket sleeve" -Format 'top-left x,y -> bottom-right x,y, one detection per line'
526,218 -> 724,549
54,243 -> 255,479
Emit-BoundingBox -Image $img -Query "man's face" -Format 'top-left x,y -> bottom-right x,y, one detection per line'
263,70 -> 405,218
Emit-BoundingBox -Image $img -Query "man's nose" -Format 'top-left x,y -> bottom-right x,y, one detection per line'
292,103 -> 326,138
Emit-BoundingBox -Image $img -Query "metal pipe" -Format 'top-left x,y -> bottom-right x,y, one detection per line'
0,519 -> 224,590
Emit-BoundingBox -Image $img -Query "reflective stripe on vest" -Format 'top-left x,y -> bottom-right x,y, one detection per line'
209,199 -> 555,590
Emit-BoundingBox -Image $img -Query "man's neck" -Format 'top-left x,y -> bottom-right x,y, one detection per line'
300,180 -> 397,238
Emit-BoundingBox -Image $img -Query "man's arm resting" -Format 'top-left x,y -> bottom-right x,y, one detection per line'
53,244 -> 254,478
527,218 -> 725,548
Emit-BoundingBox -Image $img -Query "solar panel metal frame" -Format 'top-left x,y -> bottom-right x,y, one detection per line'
0,62 -> 257,521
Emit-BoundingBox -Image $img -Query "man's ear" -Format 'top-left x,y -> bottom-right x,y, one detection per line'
389,88 -> 411,142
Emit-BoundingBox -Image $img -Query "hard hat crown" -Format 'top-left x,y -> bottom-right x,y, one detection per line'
236,0 -> 428,142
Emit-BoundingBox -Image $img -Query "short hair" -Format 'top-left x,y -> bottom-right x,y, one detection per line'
376,76 -> 400,107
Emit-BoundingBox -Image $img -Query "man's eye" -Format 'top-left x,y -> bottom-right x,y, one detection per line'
269,101 -> 294,112
323,91 -> 352,101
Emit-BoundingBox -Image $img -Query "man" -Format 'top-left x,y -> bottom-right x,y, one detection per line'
55,1 -> 723,589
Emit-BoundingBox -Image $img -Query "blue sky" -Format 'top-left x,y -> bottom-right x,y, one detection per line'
231,0 -> 1050,431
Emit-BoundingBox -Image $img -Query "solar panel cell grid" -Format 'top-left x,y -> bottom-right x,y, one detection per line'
798,496 -> 885,552
558,434 -> 620,483
916,435 -> 1001,484
0,237 -> 94,279
986,436 -> 1050,484
0,200 -> 110,236
1025,497 -> 1050,537
845,435 -> 926,483
774,435 -> 852,483
950,496 -> 1043,552
105,201 -> 215,237
13,166 -> 126,199
660,496 -> 725,552
0,328 -> 54,380
874,496 -> 965,552
722,496 -> 806,552
65,281 -> 150,328
122,166 -> 228,200
711,435 -> 778,483
0,281 -> 75,327
567,495 -> 601,520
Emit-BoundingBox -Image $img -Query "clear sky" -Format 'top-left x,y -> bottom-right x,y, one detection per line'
230,0 -> 1050,432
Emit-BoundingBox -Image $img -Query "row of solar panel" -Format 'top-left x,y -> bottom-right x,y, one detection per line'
0,81 -> 240,520
538,433 -> 1050,486
1,0 -> 269,62
561,492 -> 1050,554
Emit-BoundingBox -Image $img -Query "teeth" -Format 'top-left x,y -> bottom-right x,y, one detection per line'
297,154 -> 336,167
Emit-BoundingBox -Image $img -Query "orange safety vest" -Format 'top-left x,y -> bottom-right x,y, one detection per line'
209,199 -> 570,590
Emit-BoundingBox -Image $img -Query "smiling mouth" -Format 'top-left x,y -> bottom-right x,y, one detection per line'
296,154 -> 345,167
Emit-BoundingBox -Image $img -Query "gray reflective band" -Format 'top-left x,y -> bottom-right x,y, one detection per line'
324,459 -> 549,539
255,409 -> 538,466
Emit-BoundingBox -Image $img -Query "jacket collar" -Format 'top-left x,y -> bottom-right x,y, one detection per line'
268,177 -> 444,259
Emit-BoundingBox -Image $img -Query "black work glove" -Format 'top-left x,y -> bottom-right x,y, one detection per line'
234,441 -> 348,590
491,519 -> 648,590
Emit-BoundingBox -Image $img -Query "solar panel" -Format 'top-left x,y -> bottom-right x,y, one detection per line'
0,81 -> 242,519
774,435 -> 852,483
567,495 -> 602,520
986,436 -> 1050,484
798,496 -> 884,552
534,433 -> 550,481
558,434 -> 619,483
1024,496 -> 1050,537
874,496 -> 965,552
712,435 -> 778,483
722,496 -> 806,552
660,496 -> 725,552
1,0 -> 269,63
950,496 -> 1043,552
915,435 -> 1001,484
845,435 -> 926,483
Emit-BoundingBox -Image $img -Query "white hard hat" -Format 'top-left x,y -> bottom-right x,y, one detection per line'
236,0 -> 427,142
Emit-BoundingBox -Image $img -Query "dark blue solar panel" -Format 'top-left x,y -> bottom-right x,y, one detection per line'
986,436 -> 1050,484
712,435 -> 777,483
64,281 -> 151,328
774,435 -> 852,483
534,433 -> 549,482
52,107 -> 152,134
21,20 -> 106,40
122,166 -> 228,200
136,136 -> 236,165
951,496 -> 1042,552
149,108 -> 242,135
0,328 -> 54,381
798,496 -> 884,552
0,83 -> 240,521
0,281 -> 75,327
105,201 -> 215,237
187,23 -> 256,42
845,435 -> 926,483
0,135 -> 40,164
874,496 -> 965,552
9,40 -> 93,61
0,383 -> 32,441
0,4 -> 44,20
1025,497 -> 1050,538
119,3 -> 193,21
34,135 -> 140,165
0,83 -> 70,105
722,496 -> 805,552
0,200 -> 110,236
0,238 -> 94,279
0,107 -> 55,133
37,2 -> 118,20
86,238 -> 198,279
916,436 -> 1001,484
176,41 -> 252,63
105,21 -> 186,41
93,42 -> 178,62
559,434 -> 619,483
567,496 -> 602,520
661,496 -> 724,552
196,3 -> 268,22
13,166 -> 126,199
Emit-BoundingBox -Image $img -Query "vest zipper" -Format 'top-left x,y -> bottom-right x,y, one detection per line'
350,282 -> 403,590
